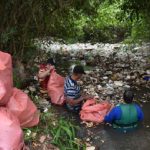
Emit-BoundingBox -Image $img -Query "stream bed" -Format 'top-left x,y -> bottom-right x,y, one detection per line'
53,100 -> 150,150
31,41 -> 150,149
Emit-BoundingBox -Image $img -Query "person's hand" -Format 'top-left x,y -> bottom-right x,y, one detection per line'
47,65 -> 52,71
45,69 -> 50,76
46,65 -> 55,75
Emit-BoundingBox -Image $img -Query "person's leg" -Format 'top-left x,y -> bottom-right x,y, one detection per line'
73,105 -> 82,114
64,104 -> 81,114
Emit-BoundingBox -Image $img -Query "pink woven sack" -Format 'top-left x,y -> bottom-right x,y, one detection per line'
80,99 -> 112,123
47,70 -> 65,105
0,51 -> 13,105
0,107 -> 24,150
7,88 -> 39,128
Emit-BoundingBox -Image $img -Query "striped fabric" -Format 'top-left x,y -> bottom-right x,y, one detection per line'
64,76 -> 81,100
64,76 -> 81,110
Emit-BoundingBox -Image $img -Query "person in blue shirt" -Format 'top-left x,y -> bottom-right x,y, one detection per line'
64,65 -> 92,113
104,90 -> 144,131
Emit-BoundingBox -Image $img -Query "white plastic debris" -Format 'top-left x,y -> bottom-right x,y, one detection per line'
114,81 -> 123,87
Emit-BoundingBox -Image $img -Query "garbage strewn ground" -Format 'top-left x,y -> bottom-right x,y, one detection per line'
36,41 -> 150,104
22,41 -> 150,150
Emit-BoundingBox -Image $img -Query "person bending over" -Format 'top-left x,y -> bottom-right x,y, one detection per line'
38,58 -> 55,95
104,90 -> 144,132
64,65 -> 91,113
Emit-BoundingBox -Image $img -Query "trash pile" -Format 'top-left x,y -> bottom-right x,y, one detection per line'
37,40 -> 150,105
0,51 -> 39,150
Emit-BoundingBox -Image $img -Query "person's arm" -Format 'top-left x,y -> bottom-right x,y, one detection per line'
38,69 -> 50,79
135,104 -> 144,121
66,94 -> 93,106
104,106 -> 121,124
66,97 -> 84,106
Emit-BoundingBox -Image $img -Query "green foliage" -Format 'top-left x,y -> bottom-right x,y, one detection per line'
24,91 -> 85,149
13,73 -> 22,89
119,0 -> 150,19
51,118 -> 85,150
23,109 -> 85,150
13,71 -> 22,89
124,15 -> 150,44
79,0 -> 131,43
0,0 -> 102,60
1,0 -> 150,58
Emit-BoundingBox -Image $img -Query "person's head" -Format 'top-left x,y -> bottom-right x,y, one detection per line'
46,58 -> 55,68
123,90 -> 134,104
72,65 -> 86,81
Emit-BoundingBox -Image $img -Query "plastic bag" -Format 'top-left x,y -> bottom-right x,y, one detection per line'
80,99 -> 111,123
7,88 -> 39,128
47,70 -> 65,105
0,51 -> 13,105
0,107 -> 24,150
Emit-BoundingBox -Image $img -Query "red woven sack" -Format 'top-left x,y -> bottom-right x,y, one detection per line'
47,70 -> 65,105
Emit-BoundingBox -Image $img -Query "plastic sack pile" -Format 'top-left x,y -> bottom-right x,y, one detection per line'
80,99 -> 112,123
0,51 -> 39,150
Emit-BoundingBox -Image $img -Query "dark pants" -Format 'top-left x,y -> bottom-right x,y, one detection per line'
65,103 -> 82,114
